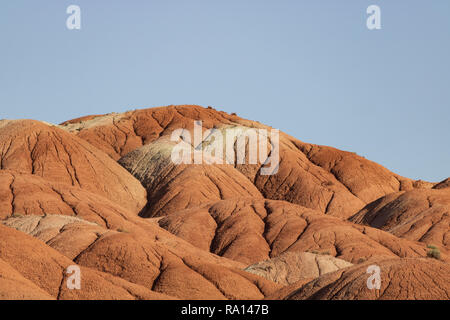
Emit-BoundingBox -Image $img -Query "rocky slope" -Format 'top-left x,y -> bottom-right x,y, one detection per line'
155,198 -> 434,265
282,258 -> 450,300
0,120 -> 146,213
350,187 -> 450,251
0,105 -> 448,300
59,105 -> 418,218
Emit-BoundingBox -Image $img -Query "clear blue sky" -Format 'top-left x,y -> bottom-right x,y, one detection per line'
0,0 -> 449,182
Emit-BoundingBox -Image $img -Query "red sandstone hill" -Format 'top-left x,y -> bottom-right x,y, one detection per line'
349,186 -> 450,251
0,105 -> 448,300
0,120 -> 146,214
279,258 -> 450,300
58,106 -> 423,219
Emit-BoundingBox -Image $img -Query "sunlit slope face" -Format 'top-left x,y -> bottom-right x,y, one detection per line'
118,136 -> 264,218
282,258 -> 450,300
0,119 -> 147,214
350,186 -> 450,250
